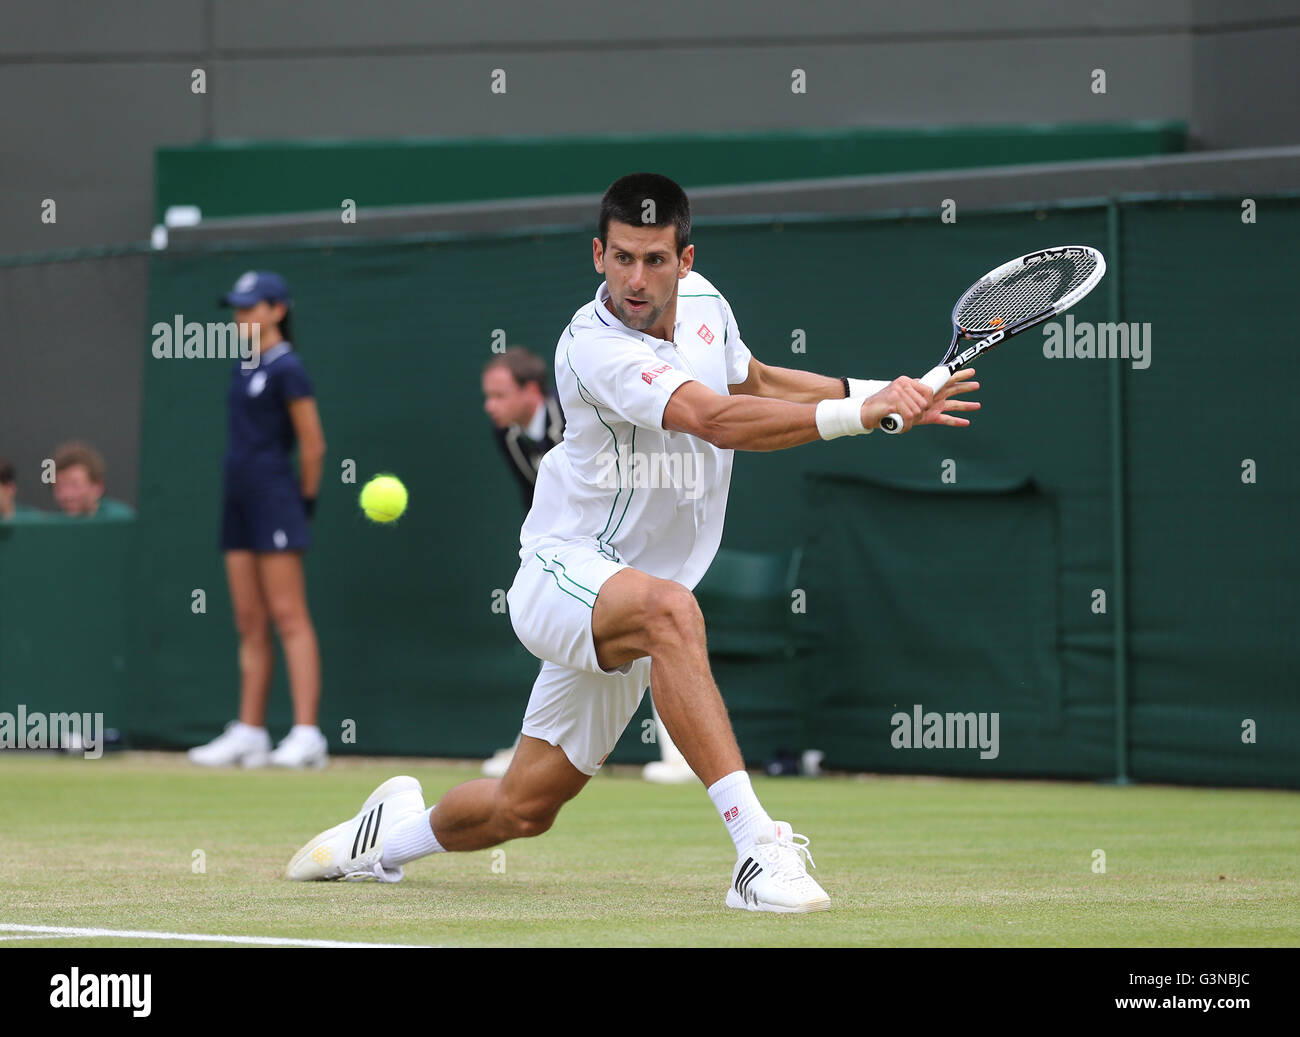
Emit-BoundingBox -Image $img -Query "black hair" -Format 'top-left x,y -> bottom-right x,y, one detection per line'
277,308 -> 294,347
599,173 -> 691,255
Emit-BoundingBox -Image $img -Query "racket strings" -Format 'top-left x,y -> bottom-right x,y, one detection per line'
957,255 -> 1097,332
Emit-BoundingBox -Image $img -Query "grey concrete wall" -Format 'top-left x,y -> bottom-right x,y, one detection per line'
2,0 -> 1298,509
2,1 -> 1298,255
0,254 -> 148,509
1190,21 -> 1300,148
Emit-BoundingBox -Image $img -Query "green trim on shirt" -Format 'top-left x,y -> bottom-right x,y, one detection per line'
565,345 -> 632,563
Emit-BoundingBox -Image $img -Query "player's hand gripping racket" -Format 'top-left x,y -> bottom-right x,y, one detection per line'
881,245 -> 1106,433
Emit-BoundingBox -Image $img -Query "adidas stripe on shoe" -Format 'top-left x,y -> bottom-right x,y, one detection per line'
725,820 -> 830,913
285,776 -> 426,882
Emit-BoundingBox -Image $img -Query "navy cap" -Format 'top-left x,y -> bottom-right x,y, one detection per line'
220,270 -> 292,308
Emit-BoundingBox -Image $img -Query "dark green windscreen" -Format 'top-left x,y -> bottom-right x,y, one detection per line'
4,194 -> 1294,788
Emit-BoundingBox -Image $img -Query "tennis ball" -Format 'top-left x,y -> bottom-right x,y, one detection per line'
359,474 -> 408,523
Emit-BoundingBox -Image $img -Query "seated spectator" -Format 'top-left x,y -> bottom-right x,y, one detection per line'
0,456 -> 44,522
50,442 -> 134,519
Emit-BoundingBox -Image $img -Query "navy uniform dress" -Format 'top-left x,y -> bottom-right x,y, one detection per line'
220,341 -> 314,553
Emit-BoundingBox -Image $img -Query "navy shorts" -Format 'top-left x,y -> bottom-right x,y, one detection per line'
220,478 -> 310,553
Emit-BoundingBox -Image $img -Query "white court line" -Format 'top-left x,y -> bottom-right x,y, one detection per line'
0,924 -> 434,948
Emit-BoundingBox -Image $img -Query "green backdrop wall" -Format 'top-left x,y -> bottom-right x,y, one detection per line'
4,194 -> 1295,787
0,520 -> 132,736
155,122 -> 1186,221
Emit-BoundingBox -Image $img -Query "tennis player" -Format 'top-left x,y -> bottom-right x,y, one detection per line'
287,174 -> 977,911
189,271 -> 330,769
480,347 -> 695,784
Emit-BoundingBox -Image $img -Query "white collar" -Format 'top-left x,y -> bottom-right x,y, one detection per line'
525,400 -> 548,441
254,341 -> 292,367
594,282 -> 634,334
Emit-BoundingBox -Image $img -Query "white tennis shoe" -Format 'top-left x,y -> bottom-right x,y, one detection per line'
642,759 -> 698,784
187,721 -> 271,768
481,745 -> 515,778
285,776 -> 426,882
726,821 -> 831,913
269,725 -> 329,769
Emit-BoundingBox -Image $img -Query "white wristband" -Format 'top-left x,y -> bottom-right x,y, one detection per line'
846,377 -> 890,398
815,396 -> 871,440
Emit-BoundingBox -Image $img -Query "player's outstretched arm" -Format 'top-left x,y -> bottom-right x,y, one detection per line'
727,358 -> 849,404
664,377 -> 938,450
729,357 -> 979,425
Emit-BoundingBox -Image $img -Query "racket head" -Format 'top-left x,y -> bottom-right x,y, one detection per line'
884,245 -> 1106,434
945,245 -> 1106,359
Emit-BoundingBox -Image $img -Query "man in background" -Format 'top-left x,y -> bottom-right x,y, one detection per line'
0,456 -> 44,521
481,348 -> 693,783
50,442 -> 134,519
483,348 -> 565,511
479,348 -> 563,776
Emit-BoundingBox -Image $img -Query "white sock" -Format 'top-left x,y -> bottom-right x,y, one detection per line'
234,721 -> 267,737
707,771 -> 773,855
380,806 -> 445,868
287,724 -> 321,738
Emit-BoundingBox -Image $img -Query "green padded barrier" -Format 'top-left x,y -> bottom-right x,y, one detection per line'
695,547 -> 802,659
799,475 -> 1067,777
156,123 -> 1186,221
10,192 -> 1285,787
0,519 -> 132,739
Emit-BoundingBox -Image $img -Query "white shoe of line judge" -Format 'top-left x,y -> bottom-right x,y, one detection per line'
480,703 -> 699,783
641,705 -> 698,784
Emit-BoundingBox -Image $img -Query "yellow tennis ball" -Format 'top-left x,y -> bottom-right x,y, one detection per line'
359,474 -> 408,523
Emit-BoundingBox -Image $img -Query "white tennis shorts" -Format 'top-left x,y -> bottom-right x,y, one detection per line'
508,540 -> 651,775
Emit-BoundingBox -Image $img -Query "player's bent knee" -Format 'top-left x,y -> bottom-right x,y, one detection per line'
501,808 -> 558,840
496,796 -> 563,840
507,813 -> 555,839
644,582 -> 704,649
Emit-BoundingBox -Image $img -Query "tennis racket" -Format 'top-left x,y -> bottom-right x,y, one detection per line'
881,245 -> 1107,433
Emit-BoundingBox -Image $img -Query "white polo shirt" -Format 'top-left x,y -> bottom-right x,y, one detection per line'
519,270 -> 753,590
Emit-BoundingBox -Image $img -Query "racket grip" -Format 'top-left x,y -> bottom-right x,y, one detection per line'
880,365 -> 954,434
